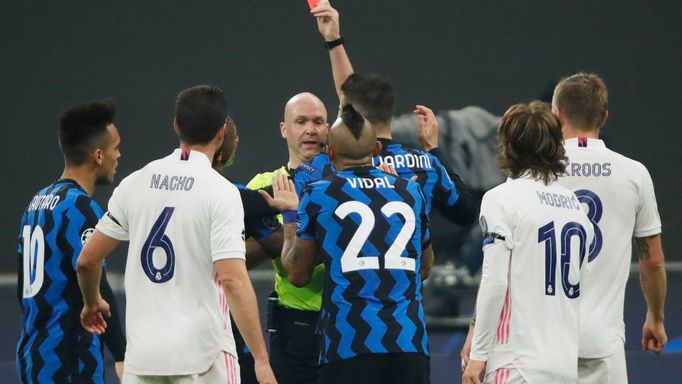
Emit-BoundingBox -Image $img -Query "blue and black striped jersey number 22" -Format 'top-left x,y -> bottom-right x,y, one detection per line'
335,201 -> 416,273
22,225 -> 45,298
538,221 -> 588,299
141,207 -> 176,283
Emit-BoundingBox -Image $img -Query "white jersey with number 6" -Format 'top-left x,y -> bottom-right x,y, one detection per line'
470,175 -> 594,382
559,138 -> 661,358
96,148 -> 245,375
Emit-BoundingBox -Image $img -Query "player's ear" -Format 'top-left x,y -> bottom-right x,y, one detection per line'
327,146 -> 335,162
172,118 -> 181,136
372,140 -> 382,157
599,110 -> 609,129
279,122 -> 287,139
93,148 -> 104,166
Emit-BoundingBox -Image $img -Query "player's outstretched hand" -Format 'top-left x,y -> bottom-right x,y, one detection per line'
414,105 -> 439,152
80,297 -> 110,335
254,358 -> 277,384
642,311 -> 667,353
462,359 -> 485,384
259,173 -> 299,212
312,0 -> 340,42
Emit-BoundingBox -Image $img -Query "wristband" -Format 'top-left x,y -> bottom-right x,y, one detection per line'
282,210 -> 298,224
324,36 -> 345,50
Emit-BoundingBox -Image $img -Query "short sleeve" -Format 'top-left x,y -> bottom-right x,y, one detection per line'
66,195 -> 104,269
245,215 -> 281,241
296,186 -> 317,241
211,185 -> 246,261
479,192 -> 514,251
634,165 -> 662,237
96,182 -> 130,241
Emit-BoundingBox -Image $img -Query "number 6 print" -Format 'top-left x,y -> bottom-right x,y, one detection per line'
141,207 -> 176,283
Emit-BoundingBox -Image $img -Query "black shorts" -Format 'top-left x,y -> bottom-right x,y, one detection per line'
318,353 -> 430,384
269,305 -> 320,384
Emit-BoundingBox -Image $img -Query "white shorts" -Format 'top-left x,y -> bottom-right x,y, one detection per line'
483,367 -> 525,384
578,340 -> 627,384
122,352 -> 240,384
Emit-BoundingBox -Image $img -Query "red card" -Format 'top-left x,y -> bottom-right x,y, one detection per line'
307,0 -> 320,10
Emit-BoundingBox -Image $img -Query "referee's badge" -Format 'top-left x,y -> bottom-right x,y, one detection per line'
81,228 -> 95,245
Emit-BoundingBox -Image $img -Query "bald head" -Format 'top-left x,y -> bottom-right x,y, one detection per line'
328,104 -> 377,162
283,92 -> 327,122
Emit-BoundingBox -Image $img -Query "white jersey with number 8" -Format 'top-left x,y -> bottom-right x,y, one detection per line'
559,138 -> 661,358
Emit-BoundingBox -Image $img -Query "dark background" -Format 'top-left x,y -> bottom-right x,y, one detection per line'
2,1 -> 680,266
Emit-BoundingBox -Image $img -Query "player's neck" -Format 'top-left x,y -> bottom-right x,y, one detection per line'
563,125 -> 600,140
334,157 -> 373,171
181,144 -> 217,166
60,166 -> 96,196
372,123 -> 392,139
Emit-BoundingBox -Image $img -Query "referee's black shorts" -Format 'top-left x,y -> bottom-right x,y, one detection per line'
318,353 -> 430,384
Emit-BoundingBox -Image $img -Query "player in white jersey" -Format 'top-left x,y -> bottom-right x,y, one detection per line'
77,85 -> 276,384
552,73 -> 667,383
463,102 -> 594,384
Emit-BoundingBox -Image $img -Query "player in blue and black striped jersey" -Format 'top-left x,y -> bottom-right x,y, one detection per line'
16,100 -> 126,383
310,0 -> 478,227
275,104 -> 435,384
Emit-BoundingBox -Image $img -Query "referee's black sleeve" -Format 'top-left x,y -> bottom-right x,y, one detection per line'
99,269 -> 126,361
238,186 -> 278,219
429,147 -> 480,226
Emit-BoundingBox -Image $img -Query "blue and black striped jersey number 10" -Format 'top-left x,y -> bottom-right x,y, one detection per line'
21,225 -> 45,298
335,201 -> 416,273
141,207 -> 176,283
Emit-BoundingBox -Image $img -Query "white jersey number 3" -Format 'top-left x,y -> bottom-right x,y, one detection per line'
334,201 -> 416,273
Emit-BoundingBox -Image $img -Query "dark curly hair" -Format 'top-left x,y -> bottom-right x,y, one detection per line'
497,101 -> 567,185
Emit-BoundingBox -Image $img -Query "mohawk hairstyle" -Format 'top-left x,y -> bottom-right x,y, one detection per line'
340,104 -> 365,140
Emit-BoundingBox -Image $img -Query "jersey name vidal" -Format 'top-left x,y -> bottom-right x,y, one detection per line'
558,138 -> 662,358
17,179 -> 104,383
372,138 -> 459,216
296,166 -> 430,364
479,176 -> 594,380
96,148 -> 245,375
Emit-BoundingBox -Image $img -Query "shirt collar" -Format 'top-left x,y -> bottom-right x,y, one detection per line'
171,148 -> 212,167
564,137 -> 606,149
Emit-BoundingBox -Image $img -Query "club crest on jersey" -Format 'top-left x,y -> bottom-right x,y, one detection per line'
81,228 -> 95,245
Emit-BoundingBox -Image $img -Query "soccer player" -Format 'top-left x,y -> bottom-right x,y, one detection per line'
275,104 -> 434,384
552,73 -> 667,383
76,85 -> 276,384
245,92 -> 330,384
462,102 -> 594,383
16,99 -> 126,383
311,0 -> 478,226
213,115 -> 283,384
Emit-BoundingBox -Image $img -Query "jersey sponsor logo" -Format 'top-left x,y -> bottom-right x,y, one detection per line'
346,176 -> 395,189
373,153 -> 431,169
565,162 -> 612,177
150,174 -> 195,191
536,191 -> 581,210
80,228 -> 95,245
27,194 -> 60,211
298,161 -> 316,174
